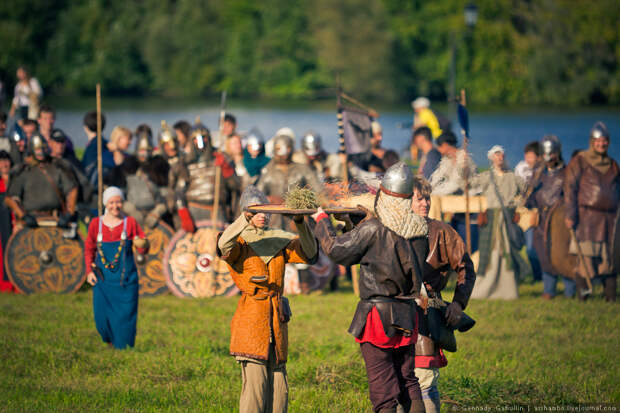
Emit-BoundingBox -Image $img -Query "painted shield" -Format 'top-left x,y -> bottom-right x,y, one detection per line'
134,222 -> 174,297
5,226 -> 85,294
163,220 -> 238,298
546,203 -> 578,279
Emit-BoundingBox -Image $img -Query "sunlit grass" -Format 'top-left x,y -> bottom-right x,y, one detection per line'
0,280 -> 617,412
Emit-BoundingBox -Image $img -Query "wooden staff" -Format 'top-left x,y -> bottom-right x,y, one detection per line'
211,91 -> 227,234
460,89 -> 472,255
337,88 -> 360,296
96,84 -> 103,216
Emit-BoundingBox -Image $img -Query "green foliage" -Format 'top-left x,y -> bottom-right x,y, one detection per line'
0,0 -> 619,104
0,283 -> 618,411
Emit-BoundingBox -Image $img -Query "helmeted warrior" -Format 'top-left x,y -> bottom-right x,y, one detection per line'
312,162 -> 429,413
564,122 -> 619,302
256,131 -> 321,230
525,135 -> 576,299
49,129 -> 95,223
180,119 -> 240,228
293,130 -> 343,182
5,132 -> 78,229
119,125 -> 169,230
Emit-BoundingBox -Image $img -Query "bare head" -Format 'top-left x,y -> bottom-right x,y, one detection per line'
411,176 -> 432,217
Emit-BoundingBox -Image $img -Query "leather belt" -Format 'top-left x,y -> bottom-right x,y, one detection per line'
366,296 -> 416,304
242,288 -> 278,301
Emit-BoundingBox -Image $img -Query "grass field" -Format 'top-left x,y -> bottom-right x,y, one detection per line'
1,281 -> 618,412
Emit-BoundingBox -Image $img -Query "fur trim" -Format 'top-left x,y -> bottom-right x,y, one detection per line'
374,191 -> 428,239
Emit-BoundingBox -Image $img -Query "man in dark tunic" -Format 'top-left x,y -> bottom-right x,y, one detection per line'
526,135 -> 576,299
564,122 -> 619,302
312,162 -> 428,413
5,133 -> 77,230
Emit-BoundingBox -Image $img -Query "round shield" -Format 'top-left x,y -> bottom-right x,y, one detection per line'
134,222 -> 174,297
5,226 -> 85,294
163,220 -> 239,298
546,203 -> 578,279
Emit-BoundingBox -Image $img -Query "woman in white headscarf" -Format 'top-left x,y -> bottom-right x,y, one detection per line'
84,187 -> 148,349
471,146 -> 529,300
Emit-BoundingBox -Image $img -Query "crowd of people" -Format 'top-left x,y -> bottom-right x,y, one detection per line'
0,66 -> 618,413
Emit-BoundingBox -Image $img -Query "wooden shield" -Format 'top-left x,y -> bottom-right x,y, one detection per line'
5,226 -> 85,294
546,203 -> 578,279
163,220 -> 238,298
134,222 -> 174,297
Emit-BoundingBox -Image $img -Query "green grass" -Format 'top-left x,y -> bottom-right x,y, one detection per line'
0,281 -> 618,412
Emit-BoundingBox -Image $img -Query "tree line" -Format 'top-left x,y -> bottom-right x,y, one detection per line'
1,0 -> 618,105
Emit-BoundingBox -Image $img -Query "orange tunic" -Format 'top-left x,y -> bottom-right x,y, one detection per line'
218,235 -> 311,364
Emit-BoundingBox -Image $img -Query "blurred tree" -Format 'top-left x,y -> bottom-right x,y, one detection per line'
0,0 -> 618,105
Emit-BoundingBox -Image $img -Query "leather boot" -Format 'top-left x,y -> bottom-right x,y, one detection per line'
378,408 -> 397,413
409,399 -> 426,413
604,275 -> 617,302
574,275 -> 590,301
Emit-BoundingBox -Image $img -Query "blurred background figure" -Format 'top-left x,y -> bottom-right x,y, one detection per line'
413,126 -> 441,180
471,145 -> 528,300
564,122 -> 618,302
9,66 -> 42,123
525,135 -> 574,298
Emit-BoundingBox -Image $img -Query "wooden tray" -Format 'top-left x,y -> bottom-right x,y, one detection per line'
245,204 -> 315,215
245,204 -> 365,216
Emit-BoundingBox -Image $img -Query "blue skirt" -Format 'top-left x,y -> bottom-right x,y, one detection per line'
93,239 -> 138,349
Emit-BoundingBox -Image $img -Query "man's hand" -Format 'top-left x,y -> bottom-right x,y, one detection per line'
244,211 -> 255,222
311,207 -> 326,222
22,214 -> 38,228
445,301 -> 463,326
565,217 -> 575,230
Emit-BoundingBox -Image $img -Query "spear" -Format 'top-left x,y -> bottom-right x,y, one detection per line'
96,84 -> 103,217
457,89 -> 472,255
211,90 -> 227,235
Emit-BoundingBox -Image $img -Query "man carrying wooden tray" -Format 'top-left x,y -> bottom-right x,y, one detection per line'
216,185 -> 318,413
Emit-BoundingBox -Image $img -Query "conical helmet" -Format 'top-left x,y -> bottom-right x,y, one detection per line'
158,120 -> 177,150
246,129 -> 264,152
240,185 -> 269,211
190,116 -> 211,150
301,131 -> 321,157
380,162 -> 414,198
541,134 -> 561,156
590,121 -> 609,140
27,132 -> 50,158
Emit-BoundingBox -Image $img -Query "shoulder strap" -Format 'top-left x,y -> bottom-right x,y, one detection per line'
38,164 -> 66,213
489,170 -> 513,225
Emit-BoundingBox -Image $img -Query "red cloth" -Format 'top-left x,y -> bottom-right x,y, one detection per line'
415,349 -> 448,369
0,177 -> 15,293
85,216 -> 146,271
314,212 -> 329,223
215,152 -> 235,178
355,307 -> 417,348
178,207 -> 196,233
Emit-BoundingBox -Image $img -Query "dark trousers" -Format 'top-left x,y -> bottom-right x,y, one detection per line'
360,343 -> 423,412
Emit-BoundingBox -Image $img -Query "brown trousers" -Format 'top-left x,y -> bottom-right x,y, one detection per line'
238,345 -> 288,413
360,343 -> 424,413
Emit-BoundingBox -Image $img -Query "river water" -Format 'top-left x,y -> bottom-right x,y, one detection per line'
51,98 -> 620,168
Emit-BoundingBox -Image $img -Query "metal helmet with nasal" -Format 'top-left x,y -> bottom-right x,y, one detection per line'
301,131 -> 322,157
541,134 -> 562,162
